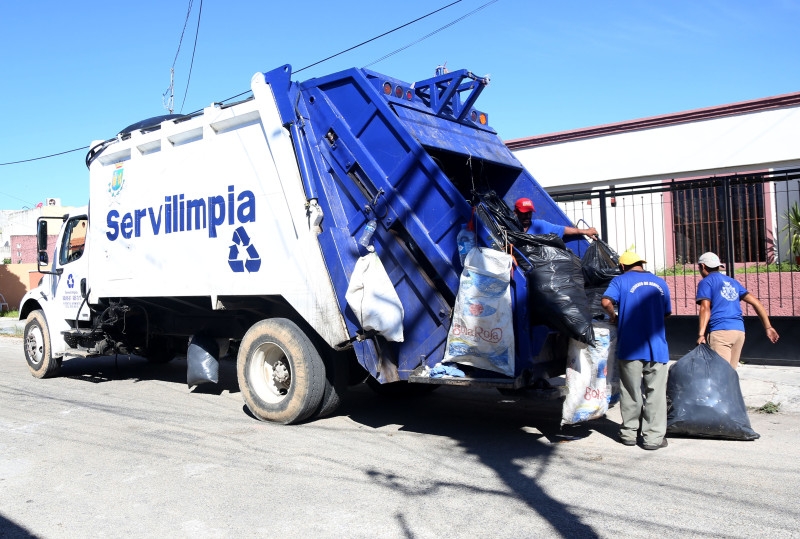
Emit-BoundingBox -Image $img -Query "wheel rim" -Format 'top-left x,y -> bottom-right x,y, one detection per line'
26,325 -> 44,366
248,341 -> 292,404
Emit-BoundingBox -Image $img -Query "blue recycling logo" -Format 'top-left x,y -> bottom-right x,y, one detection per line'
67,274 -> 75,288
228,226 -> 261,273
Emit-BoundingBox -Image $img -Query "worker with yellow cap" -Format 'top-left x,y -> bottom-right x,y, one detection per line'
513,198 -> 598,238
601,250 -> 672,450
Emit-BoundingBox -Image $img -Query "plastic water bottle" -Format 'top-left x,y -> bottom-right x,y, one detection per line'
358,219 -> 377,248
457,224 -> 475,266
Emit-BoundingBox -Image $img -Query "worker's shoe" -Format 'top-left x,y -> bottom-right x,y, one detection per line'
617,434 -> 636,446
642,438 -> 668,450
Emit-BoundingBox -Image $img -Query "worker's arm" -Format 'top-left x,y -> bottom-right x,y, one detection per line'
563,225 -> 598,239
600,297 -> 617,324
697,299 -> 711,345
742,293 -> 780,344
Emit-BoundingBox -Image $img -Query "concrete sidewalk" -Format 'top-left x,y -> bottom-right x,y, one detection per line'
1,316 -> 798,413
737,363 -> 800,413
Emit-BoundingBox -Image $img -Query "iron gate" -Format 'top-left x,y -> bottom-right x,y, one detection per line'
550,167 -> 800,318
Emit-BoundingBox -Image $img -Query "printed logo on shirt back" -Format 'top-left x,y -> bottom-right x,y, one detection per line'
721,281 -> 738,301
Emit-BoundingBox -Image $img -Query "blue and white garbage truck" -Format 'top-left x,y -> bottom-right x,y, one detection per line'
19,64 -> 589,424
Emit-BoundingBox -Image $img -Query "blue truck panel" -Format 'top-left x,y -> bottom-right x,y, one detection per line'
265,65 -> 589,383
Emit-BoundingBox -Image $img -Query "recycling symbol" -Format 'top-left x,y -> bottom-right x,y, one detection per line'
67,274 -> 75,288
228,226 -> 261,273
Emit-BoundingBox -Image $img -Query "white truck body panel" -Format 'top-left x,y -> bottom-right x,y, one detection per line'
86,74 -> 347,346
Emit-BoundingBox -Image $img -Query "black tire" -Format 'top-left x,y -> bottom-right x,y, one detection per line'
237,318 -> 325,424
24,310 -> 61,379
310,349 -> 352,419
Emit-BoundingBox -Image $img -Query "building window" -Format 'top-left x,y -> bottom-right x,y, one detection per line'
673,183 -> 766,264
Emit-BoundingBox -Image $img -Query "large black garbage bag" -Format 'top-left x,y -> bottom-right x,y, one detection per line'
187,333 -> 220,387
581,238 -> 620,286
667,344 -> 759,440
509,232 -> 594,344
472,192 -> 593,344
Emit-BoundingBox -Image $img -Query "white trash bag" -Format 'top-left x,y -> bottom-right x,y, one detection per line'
345,252 -> 404,342
443,247 -> 515,376
561,322 -> 617,425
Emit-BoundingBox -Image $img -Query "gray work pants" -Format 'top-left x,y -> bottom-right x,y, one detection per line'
618,360 -> 668,445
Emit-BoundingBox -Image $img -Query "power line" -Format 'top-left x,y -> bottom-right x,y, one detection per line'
179,0 -> 203,113
209,0 -> 467,104
163,0 -> 197,114
0,146 -> 88,166
363,0 -> 499,68
1,0 -> 491,167
294,0 -> 463,74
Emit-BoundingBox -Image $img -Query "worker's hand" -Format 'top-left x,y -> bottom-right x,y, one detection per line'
766,327 -> 779,343
584,227 -> 598,239
697,334 -> 706,345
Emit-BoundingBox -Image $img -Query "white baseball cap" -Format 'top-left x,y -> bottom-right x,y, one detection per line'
698,252 -> 724,268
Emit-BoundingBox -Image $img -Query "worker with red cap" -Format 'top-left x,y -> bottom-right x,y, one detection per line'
514,198 -> 598,238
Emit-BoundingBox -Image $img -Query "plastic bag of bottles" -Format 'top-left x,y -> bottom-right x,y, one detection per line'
561,332 -> 612,425
444,247 -> 515,376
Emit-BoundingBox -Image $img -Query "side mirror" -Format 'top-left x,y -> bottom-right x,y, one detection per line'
37,220 -> 48,251
37,220 -> 49,267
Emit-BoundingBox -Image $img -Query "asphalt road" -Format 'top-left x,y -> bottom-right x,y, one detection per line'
1,335 -> 798,539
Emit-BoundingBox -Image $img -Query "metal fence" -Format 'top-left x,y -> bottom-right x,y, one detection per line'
551,167 -> 800,317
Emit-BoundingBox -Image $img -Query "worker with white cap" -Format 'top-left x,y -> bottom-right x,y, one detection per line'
601,249 -> 671,450
513,198 -> 598,238
696,251 -> 779,369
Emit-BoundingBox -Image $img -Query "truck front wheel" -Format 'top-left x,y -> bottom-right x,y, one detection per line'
237,318 -> 325,424
24,310 -> 61,379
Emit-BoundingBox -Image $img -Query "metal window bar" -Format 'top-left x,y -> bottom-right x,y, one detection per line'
550,167 -> 800,317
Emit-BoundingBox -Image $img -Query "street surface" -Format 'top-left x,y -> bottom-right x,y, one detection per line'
1,335 -> 798,539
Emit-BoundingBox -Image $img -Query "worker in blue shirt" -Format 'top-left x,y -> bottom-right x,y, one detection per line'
601,250 -> 671,450
696,251 -> 779,369
514,198 -> 598,238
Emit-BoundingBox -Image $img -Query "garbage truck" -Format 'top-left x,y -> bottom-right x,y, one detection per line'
19,64 -> 591,424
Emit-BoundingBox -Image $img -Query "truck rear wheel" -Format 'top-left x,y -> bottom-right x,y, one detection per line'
237,318 -> 325,424
24,310 -> 61,379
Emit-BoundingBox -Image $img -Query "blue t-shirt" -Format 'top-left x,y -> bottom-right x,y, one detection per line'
695,271 -> 748,332
603,270 -> 672,363
528,219 -> 565,236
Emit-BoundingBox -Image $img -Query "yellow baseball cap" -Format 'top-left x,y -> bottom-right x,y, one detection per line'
618,250 -> 646,266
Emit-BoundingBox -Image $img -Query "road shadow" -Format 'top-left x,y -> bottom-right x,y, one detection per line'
0,512 -> 40,538
56,354 -> 240,396
336,384 -> 619,538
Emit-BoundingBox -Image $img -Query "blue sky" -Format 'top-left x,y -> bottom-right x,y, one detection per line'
1,0 -> 799,208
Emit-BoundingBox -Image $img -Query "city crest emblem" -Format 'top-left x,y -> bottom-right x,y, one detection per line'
109,164 -> 125,198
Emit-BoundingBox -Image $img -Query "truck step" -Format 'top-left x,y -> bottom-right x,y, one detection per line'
408,365 -> 523,389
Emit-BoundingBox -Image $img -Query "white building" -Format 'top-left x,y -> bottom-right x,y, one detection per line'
507,91 -> 800,272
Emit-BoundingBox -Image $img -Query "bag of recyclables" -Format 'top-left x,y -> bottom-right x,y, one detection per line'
443,247 -> 515,376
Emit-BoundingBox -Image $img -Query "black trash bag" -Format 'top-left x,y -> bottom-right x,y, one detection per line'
509,232 -> 594,344
584,287 -> 608,319
473,190 -> 523,236
187,333 -> 219,387
667,344 -> 759,440
581,238 -> 621,287
472,191 -> 593,344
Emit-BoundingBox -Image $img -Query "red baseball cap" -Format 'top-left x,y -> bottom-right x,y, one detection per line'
515,198 -> 535,212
